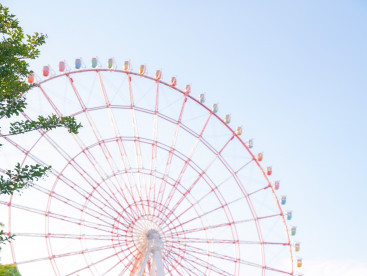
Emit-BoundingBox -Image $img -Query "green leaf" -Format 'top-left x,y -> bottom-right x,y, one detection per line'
0,4 -> 82,247
8,114 -> 82,135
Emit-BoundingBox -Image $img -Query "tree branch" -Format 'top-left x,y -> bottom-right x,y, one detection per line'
5,114 -> 82,136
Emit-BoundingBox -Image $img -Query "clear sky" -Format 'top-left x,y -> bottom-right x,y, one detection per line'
2,0 -> 367,275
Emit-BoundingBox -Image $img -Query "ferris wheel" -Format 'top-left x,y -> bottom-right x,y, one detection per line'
0,58 -> 302,276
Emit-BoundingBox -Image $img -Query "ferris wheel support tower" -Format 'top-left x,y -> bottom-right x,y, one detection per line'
138,230 -> 165,276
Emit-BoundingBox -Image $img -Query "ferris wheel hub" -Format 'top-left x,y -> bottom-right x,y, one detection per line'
146,229 -> 163,249
132,216 -> 165,254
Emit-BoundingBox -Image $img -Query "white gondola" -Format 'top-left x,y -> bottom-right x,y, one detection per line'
155,70 -> 162,80
123,60 -> 130,71
257,152 -> 263,161
91,57 -> 98,68
75,58 -> 82,69
280,195 -> 287,205
139,64 -> 146,75
199,93 -> 205,103
42,65 -> 50,77
224,114 -> 231,124
59,61 -> 66,72
185,84 -> 191,94
246,139 -> 253,148
290,226 -> 297,236
273,180 -> 280,190
27,73 -> 35,83
297,258 -> 302,268
235,126 -> 242,136
266,166 -> 272,175
294,242 -> 300,252
286,211 -> 292,220
107,58 -> 114,69
170,76 -> 177,87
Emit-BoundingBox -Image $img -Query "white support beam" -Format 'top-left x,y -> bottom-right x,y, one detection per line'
137,229 -> 165,276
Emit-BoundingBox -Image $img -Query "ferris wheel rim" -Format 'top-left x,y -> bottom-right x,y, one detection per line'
2,67 -> 296,275
36,68 -> 289,229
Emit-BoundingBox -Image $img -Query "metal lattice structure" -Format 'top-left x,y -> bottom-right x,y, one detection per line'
0,59 -> 301,275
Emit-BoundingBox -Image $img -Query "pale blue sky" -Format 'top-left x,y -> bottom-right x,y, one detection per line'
2,0 -> 367,275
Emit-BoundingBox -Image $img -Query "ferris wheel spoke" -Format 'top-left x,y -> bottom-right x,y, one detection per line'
162,113 -> 213,212
74,142 -> 132,215
247,185 -> 272,197
198,157 -> 253,197
11,232 -> 120,241
65,246 -> 126,276
1,200 -> 114,234
100,254 -> 130,276
64,76 -> 135,214
172,212 -> 283,237
101,168 -> 163,216
127,75 -> 148,207
18,111 -> 130,221
31,183 -> 121,228
163,159 -> 253,226
160,253 -> 183,275
97,71 -> 135,182
173,218 -> 250,236
155,91 -> 188,211
64,142 -> 141,222
183,250 -> 237,275
148,80 -> 160,215
168,251 -> 205,276
52,167 -> 127,223
125,252 -> 142,276
16,242 -> 122,265
75,177 -> 135,228
172,189 -> 280,236
100,244 -> 138,276
173,247 -> 232,276
96,72 -> 138,206
55,171 -> 128,222
159,258 -> 178,276
63,138 -> 133,217
165,252 -> 205,276
8,154 -> 120,224
172,193 -> 243,232
183,237 -> 289,246
117,247 -> 144,276
183,243 -> 292,274
40,83 -> 130,216
184,243 -> 262,271
166,134 -> 235,220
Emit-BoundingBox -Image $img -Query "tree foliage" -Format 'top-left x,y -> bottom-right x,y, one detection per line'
8,114 -> 81,135
0,164 -> 51,195
0,4 -> 44,100
0,264 -> 21,276
0,4 -> 81,250
0,4 -> 81,136
0,223 -> 14,248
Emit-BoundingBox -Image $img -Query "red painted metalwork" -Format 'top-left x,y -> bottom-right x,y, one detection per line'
0,68 -> 295,275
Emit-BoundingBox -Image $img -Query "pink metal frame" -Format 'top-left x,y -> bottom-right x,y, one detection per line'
1,69 -> 294,275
